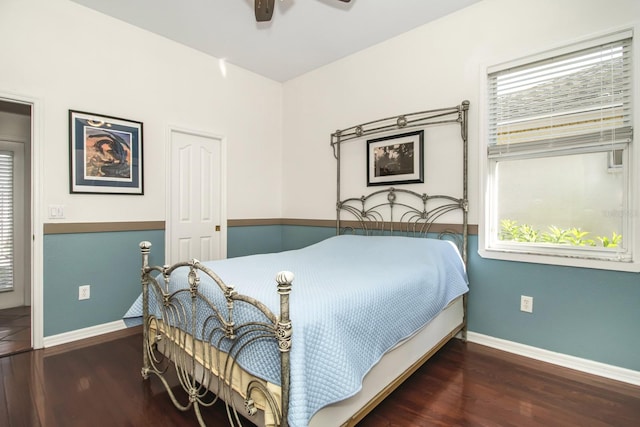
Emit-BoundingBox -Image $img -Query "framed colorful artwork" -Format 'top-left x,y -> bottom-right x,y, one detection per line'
69,110 -> 143,194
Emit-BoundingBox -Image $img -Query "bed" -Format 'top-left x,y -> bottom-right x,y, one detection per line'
127,100 -> 470,427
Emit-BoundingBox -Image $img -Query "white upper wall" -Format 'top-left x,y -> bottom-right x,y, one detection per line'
0,0 -> 283,222
2,0 -> 637,225
282,0 -> 639,222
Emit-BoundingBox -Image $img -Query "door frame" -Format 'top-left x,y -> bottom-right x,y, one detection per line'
166,125 -> 227,263
0,91 -> 43,349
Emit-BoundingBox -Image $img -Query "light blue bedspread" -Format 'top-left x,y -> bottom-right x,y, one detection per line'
124,235 -> 468,426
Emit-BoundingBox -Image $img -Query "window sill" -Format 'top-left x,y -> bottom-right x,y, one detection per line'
478,247 -> 640,273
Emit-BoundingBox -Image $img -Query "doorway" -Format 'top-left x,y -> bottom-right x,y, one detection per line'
0,99 -> 32,356
168,128 -> 227,264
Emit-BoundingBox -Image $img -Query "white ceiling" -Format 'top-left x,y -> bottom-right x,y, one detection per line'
70,0 -> 481,82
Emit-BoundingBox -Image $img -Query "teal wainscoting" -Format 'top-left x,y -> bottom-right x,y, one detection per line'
228,224 -> 343,255
227,225 -> 284,257
281,225 -> 336,251
43,224 -> 640,373
466,235 -> 640,371
43,230 -> 165,337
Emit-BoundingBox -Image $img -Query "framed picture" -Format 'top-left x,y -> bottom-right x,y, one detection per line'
367,130 -> 424,186
69,110 -> 143,194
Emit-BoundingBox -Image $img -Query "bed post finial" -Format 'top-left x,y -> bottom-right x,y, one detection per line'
140,241 -> 152,266
275,271 -> 294,351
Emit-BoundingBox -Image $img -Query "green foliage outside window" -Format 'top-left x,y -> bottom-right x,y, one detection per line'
499,219 -> 622,248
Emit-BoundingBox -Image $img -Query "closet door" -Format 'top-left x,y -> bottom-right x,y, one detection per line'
169,129 -> 226,263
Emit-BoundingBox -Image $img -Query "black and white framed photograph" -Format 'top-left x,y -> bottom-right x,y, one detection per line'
367,130 -> 424,186
69,110 -> 143,194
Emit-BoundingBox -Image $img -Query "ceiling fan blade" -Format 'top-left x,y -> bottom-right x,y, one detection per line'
255,0 -> 275,22
255,0 -> 349,22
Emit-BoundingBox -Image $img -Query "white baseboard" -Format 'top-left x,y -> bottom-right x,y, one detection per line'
467,331 -> 640,387
43,320 -> 128,348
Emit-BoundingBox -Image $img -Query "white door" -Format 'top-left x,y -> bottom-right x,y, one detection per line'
0,141 -> 25,309
169,129 -> 226,264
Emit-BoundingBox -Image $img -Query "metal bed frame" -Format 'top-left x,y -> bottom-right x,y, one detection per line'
138,100 -> 469,427
331,100 -> 469,264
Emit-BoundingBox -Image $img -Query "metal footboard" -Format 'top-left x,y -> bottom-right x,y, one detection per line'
139,241 -> 292,427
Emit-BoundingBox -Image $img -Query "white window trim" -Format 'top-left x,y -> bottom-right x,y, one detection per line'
478,25 -> 640,273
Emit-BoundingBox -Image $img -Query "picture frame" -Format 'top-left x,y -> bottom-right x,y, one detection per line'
69,110 -> 143,194
367,130 -> 424,186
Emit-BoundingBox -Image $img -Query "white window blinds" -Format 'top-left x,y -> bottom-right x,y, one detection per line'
488,33 -> 632,157
0,151 -> 13,292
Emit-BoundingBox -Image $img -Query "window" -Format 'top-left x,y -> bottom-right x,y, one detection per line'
0,151 -> 13,291
480,30 -> 637,271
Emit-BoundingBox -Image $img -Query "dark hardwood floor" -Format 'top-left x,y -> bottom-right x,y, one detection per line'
0,329 -> 638,426
0,305 -> 31,357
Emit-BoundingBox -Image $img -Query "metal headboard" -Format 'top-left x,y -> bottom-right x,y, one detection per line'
330,100 -> 469,264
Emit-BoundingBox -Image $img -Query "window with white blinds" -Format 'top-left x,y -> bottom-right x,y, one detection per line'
0,151 -> 13,291
481,30 -> 637,271
488,34 -> 632,157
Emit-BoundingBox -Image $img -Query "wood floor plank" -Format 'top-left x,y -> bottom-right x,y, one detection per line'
0,332 -> 637,426
357,341 -> 640,427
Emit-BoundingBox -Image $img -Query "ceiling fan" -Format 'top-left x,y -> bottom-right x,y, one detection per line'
255,0 -> 351,22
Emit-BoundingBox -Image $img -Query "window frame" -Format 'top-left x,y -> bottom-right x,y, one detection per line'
479,27 -> 640,272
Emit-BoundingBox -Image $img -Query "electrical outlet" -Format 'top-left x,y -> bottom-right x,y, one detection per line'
520,295 -> 533,313
79,285 -> 90,300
